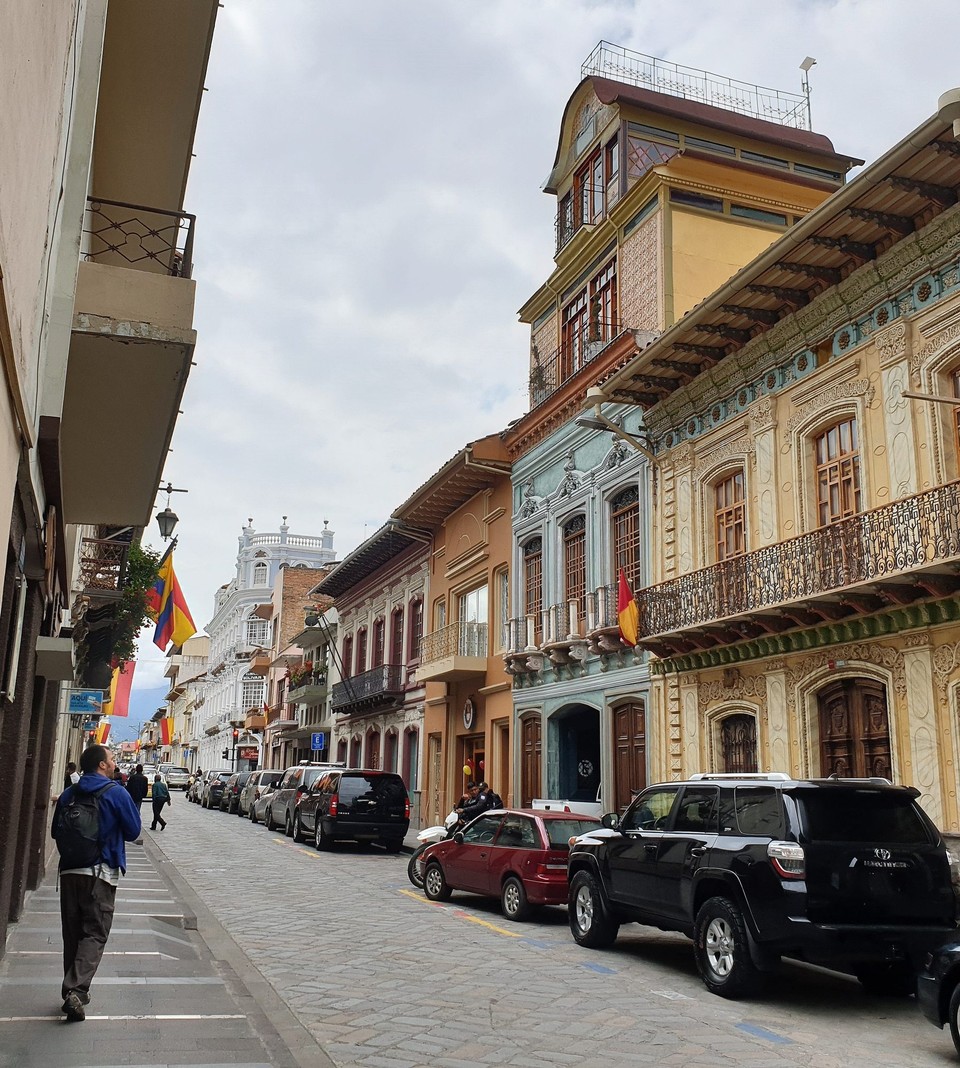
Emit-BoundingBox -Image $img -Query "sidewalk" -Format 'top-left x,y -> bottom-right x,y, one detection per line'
0,837 -> 334,1068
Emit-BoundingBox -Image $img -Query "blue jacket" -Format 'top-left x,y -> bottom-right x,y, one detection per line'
51,772 -> 142,873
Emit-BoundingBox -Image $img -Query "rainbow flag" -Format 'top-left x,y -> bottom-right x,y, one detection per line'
617,568 -> 639,647
160,716 -> 174,746
102,661 -> 135,717
152,552 -> 197,651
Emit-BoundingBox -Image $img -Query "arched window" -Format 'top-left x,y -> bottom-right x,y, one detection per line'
815,418 -> 861,525
611,486 -> 640,590
402,727 -> 419,791
253,561 -> 268,586
349,735 -> 361,768
355,627 -> 368,674
714,471 -> 746,561
720,714 -> 757,774
391,608 -> 404,664
384,730 -> 398,773
563,516 -> 586,622
341,635 -> 353,679
365,728 -> 381,770
336,738 -> 348,764
372,618 -> 385,668
407,598 -> 423,662
522,537 -> 543,642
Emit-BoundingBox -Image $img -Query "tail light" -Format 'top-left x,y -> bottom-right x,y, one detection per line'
535,851 -> 568,876
768,841 -> 805,879
330,793 -> 339,817
404,797 -> 410,819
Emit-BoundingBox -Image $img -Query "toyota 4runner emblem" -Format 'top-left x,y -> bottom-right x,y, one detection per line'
874,847 -> 892,861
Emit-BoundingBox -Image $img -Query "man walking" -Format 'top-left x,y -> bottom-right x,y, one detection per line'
125,763 -> 148,808
51,744 -> 141,1021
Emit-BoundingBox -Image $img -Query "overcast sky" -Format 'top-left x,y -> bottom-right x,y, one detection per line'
120,0 -> 960,735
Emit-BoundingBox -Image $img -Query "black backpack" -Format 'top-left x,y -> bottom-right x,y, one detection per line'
53,781 -> 116,869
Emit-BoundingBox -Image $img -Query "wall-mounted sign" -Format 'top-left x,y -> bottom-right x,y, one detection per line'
237,746 -> 259,761
462,698 -> 476,731
67,689 -> 103,716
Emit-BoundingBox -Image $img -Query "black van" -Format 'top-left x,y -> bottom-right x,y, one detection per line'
296,769 -> 410,853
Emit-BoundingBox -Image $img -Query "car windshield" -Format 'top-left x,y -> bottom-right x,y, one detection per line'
796,790 -> 933,844
544,819 -> 599,848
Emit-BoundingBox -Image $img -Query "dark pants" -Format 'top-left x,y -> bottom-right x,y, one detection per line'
150,799 -> 167,829
60,873 -> 116,1000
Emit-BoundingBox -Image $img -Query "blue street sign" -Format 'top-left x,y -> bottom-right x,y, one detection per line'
311,732 -> 325,751
67,689 -> 104,715
82,721 -> 98,732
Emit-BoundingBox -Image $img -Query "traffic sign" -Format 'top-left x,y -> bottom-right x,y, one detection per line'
311,732 -> 325,751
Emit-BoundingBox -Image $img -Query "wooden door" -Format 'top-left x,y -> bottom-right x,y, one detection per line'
520,715 -> 541,808
614,702 -> 646,812
818,679 -> 891,778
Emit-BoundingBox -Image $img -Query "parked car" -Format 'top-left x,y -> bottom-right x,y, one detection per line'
201,770 -> 233,809
158,763 -> 191,790
421,808 -> 600,920
186,773 -> 205,803
566,772 -> 957,999
919,936 -> 960,1056
296,769 -> 410,852
241,770 -> 283,820
267,762 -> 344,836
220,771 -> 254,813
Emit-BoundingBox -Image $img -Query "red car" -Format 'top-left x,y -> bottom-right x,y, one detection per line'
421,807 -> 600,921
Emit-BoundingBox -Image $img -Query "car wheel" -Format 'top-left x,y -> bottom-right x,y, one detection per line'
249,805 -> 258,824
407,845 -> 427,888
292,813 -> 304,843
568,870 -> 619,948
284,812 -> 294,838
266,807 -> 276,831
380,839 -> 402,854
948,980 -> 960,1056
855,963 -> 916,997
694,896 -> 759,999
423,862 -> 452,902
314,820 -> 332,851
501,876 -> 530,922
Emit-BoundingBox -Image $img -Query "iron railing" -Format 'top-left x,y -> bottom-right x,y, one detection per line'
82,196 -> 196,278
638,481 -> 960,636
555,185 -> 605,253
331,663 -> 404,712
530,318 -> 624,407
78,537 -> 129,597
420,621 -> 488,663
581,42 -> 809,130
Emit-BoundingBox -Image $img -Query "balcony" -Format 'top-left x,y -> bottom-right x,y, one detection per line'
555,186 -> 604,254
78,536 -> 130,601
244,708 -> 267,731
416,622 -> 488,682
331,664 -> 404,715
637,481 -> 960,657
530,318 -> 626,409
247,650 -> 271,676
287,671 -> 328,706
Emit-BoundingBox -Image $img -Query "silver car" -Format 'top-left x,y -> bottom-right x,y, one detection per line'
248,771 -> 284,823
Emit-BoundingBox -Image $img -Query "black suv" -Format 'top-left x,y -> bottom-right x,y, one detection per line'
567,773 -> 957,999
295,769 -> 410,852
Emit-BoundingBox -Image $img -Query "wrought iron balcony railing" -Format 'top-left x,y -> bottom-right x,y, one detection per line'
637,481 -> 960,638
420,621 -> 488,664
530,318 -> 625,407
331,663 -> 404,712
78,537 -> 130,599
555,185 -> 605,253
82,197 -> 195,278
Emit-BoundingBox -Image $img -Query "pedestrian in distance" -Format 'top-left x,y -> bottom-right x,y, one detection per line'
51,744 -> 141,1022
125,763 -> 148,808
63,762 -> 80,790
150,774 -> 171,830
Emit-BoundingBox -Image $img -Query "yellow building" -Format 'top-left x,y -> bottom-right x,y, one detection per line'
599,88 -> 960,829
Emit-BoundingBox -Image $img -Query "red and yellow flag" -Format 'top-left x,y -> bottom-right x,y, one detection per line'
160,717 -> 174,747
617,568 -> 639,647
102,661 -> 135,717
94,720 -> 111,744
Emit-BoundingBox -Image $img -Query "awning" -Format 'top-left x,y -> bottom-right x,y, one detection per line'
266,718 -> 298,732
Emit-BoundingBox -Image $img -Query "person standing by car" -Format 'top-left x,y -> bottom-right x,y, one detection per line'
51,744 -> 141,1022
150,774 -> 170,831
125,764 -> 148,809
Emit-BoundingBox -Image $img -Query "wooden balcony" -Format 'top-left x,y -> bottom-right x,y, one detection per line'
78,537 -> 130,600
244,709 -> 266,731
416,622 -> 487,682
637,481 -> 960,657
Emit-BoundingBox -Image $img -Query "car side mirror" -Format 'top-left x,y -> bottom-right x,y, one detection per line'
601,812 -> 621,830
453,831 -> 464,844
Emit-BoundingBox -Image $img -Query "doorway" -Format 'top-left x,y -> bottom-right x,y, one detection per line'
817,678 -> 891,778
613,702 -> 646,811
551,704 -> 600,803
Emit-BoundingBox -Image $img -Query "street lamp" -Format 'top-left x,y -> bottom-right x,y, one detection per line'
800,57 -> 816,130
155,481 -> 188,541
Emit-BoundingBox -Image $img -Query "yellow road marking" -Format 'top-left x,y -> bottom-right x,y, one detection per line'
396,888 -> 521,937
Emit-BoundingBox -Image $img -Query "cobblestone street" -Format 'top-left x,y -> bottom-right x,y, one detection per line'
144,800 -> 955,1068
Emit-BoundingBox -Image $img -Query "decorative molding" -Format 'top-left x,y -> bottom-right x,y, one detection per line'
555,451 -> 582,500
516,481 -> 542,520
933,641 -> 960,687
784,378 -> 874,439
749,396 -> 776,434
876,320 -> 909,368
694,434 -> 756,479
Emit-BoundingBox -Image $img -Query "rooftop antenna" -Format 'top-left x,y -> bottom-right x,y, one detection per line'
800,57 -> 816,130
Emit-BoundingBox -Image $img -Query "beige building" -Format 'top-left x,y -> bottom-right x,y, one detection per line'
0,0 -> 218,948
598,88 -> 960,829
164,634 -> 210,770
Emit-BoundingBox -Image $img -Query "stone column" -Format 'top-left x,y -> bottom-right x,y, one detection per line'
902,642 -> 944,827
876,322 -> 918,499
764,665 -> 790,774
